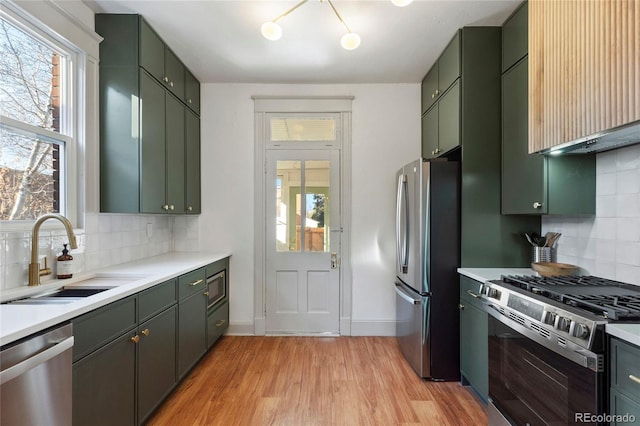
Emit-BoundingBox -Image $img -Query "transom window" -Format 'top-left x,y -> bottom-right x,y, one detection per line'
0,12 -> 75,222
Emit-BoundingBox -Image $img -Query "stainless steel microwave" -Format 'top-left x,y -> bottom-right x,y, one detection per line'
207,270 -> 226,309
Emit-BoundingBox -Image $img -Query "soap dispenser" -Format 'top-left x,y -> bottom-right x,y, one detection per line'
57,243 -> 73,279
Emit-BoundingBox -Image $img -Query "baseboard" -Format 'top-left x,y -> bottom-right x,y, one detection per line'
350,320 -> 396,336
226,321 -> 256,336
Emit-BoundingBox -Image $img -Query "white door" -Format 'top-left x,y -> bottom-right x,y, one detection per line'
265,149 -> 340,334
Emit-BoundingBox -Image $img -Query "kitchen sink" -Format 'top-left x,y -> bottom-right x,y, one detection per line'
4,287 -> 113,305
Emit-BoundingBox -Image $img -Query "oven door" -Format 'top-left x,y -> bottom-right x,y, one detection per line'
488,315 -> 604,425
207,270 -> 226,309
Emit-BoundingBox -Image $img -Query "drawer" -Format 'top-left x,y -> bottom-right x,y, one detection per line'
139,279 -> 177,322
460,275 -> 484,309
610,388 -> 640,422
72,296 -> 137,362
206,257 -> 228,278
207,301 -> 229,348
611,337 -> 640,402
178,267 -> 206,301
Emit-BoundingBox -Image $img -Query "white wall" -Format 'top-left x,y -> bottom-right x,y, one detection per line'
199,84 -> 420,334
542,144 -> 640,285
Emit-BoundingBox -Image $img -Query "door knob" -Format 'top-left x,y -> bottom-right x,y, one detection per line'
331,253 -> 338,269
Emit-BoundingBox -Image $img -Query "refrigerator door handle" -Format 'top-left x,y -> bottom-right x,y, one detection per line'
394,283 -> 422,305
396,174 -> 409,274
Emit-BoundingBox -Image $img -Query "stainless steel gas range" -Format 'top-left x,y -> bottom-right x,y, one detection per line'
480,275 -> 640,426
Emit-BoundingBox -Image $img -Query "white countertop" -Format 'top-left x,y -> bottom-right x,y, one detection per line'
457,267 -> 537,283
458,267 -> 640,347
0,252 -> 230,347
606,324 -> 640,347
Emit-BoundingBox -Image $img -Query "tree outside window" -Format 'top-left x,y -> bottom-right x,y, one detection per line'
0,16 -> 66,221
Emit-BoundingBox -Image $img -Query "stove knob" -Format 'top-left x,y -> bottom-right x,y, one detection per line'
555,317 -> 571,332
543,311 -> 556,325
572,323 -> 590,339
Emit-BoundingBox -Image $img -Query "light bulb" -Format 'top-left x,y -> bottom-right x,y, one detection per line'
341,32 -> 361,50
261,21 -> 282,41
391,0 -> 413,6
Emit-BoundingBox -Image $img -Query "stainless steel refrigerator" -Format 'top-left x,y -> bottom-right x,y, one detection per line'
395,158 -> 460,380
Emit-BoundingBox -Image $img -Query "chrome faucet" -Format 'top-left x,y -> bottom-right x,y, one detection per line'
29,214 -> 78,286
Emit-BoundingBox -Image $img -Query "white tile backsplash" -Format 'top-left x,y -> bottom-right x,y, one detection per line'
543,144 -> 640,285
0,213 -> 201,290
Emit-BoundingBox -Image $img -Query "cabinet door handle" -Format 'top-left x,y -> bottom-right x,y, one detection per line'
533,202 -> 543,209
188,99 -> 192,104
431,93 -> 436,99
163,76 -> 169,83
169,205 -> 175,211
203,291 -> 209,296
189,279 -> 204,287
434,148 -> 441,154
187,206 -> 193,212
215,319 -> 227,327
170,81 -> 174,87
141,329 -> 150,337
466,289 -> 481,299
162,204 -> 169,211
458,303 -> 465,310
131,335 -> 140,344
431,150 -> 436,155
630,374 -> 640,385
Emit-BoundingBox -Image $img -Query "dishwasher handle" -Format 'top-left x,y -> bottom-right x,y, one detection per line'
0,336 -> 74,385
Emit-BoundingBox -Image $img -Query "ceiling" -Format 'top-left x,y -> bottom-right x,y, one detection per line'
83,0 -> 521,84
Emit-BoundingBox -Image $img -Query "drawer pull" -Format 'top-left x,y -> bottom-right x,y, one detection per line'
215,319 -> 227,327
630,374 -> 640,385
131,335 -> 140,344
466,289 -> 481,299
458,303 -> 465,310
188,279 -> 204,287
141,329 -> 150,337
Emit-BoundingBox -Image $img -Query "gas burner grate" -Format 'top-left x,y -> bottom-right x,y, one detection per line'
500,275 -> 640,321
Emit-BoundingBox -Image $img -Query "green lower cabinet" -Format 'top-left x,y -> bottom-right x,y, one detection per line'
207,300 -> 229,348
73,332 -> 136,426
609,337 -> 640,423
137,306 -> 177,424
459,276 -> 488,402
178,291 -> 207,378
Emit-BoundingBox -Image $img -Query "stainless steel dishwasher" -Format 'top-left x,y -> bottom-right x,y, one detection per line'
1,323 -> 74,425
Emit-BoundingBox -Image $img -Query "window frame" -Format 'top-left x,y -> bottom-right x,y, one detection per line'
0,4 -> 82,231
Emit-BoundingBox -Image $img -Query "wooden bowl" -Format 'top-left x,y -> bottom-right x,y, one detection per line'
531,262 -> 578,277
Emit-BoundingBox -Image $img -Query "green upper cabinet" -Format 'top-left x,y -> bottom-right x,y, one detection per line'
421,31 -> 461,115
421,30 -> 462,159
140,18 -> 185,100
185,109 -> 201,214
501,2 -> 595,215
502,1 -> 528,72
185,69 -> 201,115
96,14 -> 201,214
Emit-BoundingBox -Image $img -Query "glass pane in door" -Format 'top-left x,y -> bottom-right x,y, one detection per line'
304,160 -> 330,252
275,160 -> 301,252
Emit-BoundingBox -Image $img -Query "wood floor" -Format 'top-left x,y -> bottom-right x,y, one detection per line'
147,336 -> 487,426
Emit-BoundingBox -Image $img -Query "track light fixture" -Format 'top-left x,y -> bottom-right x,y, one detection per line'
261,0 -> 360,50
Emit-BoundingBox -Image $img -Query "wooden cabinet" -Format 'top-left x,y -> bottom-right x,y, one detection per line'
96,14 -> 200,214
501,3 -> 595,215
178,267 -> 207,378
528,0 -> 640,152
609,337 -> 640,423
459,276 -> 488,402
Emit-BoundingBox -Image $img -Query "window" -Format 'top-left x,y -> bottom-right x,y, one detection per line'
0,11 -> 76,222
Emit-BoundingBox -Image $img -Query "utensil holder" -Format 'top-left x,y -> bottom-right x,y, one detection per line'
532,247 -> 556,263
